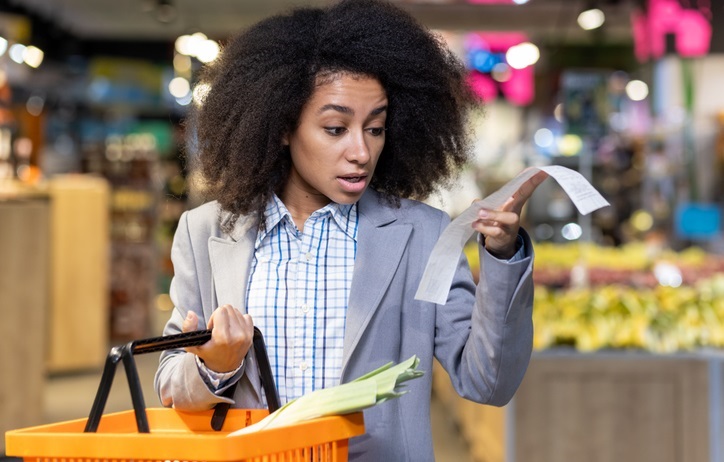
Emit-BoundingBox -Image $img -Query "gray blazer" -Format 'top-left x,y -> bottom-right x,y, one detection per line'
154,188 -> 534,461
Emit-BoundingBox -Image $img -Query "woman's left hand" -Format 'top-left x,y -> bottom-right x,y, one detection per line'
472,170 -> 548,259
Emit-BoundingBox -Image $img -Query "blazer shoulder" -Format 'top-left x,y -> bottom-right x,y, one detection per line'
182,200 -> 224,237
186,200 -> 221,218
182,200 -> 258,242
396,196 -> 450,223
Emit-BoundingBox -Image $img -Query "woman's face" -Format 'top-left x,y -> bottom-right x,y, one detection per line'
282,73 -> 387,209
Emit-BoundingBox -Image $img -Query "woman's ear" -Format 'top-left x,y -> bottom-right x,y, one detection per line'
282,133 -> 289,146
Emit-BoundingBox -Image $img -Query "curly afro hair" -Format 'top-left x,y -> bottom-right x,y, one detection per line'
190,0 -> 480,230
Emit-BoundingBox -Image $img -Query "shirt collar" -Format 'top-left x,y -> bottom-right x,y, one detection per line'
256,194 -> 358,246
328,200 -> 358,241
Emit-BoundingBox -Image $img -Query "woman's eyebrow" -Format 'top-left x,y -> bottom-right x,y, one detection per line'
318,104 -> 353,115
370,105 -> 387,115
316,104 -> 388,116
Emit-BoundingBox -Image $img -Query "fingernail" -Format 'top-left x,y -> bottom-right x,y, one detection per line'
186,312 -> 193,320
478,209 -> 490,219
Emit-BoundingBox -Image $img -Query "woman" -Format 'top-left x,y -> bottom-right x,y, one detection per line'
154,0 -> 546,460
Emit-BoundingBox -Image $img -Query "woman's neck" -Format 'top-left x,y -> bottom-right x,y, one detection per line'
279,189 -> 330,233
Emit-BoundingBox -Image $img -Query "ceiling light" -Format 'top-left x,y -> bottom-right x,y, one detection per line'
625,80 -> 649,101
9,44 -> 25,64
578,8 -> 605,30
168,76 -> 190,98
0,37 -> 8,57
176,93 -> 193,106
534,128 -> 554,148
187,32 -> 208,57
505,42 -> 539,69
196,40 -> 220,63
173,53 -> 192,73
175,35 -> 193,55
23,46 -> 44,68
175,32 -> 218,62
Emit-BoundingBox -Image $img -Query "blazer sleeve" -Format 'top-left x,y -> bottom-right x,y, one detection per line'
153,211 -> 242,411
434,214 -> 535,407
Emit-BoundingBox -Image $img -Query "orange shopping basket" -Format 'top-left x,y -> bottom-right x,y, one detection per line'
5,328 -> 365,462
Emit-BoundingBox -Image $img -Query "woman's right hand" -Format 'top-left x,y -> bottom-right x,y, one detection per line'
182,305 -> 254,373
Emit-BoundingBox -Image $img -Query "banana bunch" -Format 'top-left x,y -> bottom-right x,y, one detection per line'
464,242 -> 724,352
532,274 -> 724,353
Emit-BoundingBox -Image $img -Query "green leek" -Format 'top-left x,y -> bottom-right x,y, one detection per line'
228,355 -> 424,435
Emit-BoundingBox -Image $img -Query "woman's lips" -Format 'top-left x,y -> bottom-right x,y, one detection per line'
338,175 -> 368,193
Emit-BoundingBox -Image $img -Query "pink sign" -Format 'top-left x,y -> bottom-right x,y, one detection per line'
632,0 -> 711,61
465,32 -> 534,106
465,31 -> 528,52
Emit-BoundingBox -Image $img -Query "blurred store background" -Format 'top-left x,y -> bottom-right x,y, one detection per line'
1,0 -> 724,461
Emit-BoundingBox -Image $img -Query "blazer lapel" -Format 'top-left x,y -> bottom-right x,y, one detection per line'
207,215 -> 257,312
207,214 -> 264,401
341,190 -> 412,373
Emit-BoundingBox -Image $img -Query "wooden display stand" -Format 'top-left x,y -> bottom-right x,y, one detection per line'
0,193 -> 49,452
0,176 -> 111,450
47,175 -> 110,372
434,351 -> 723,462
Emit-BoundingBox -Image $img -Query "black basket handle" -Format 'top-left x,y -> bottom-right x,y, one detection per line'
84,327 -> 280,433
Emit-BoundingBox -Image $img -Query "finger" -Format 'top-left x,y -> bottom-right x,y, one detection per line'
213,306 -> 252,348
229,310 -> 254,345
209,305 -> 236,340
497,196 -> 517,213
517,172 -> 548,201
476,208 -> 519,227
532,170 -> 549,184
474,208 -> 520,248
182,311 -> 201,355
473,221 -> 516,240
240,314 -> 254,342
182,310 -> 199,333
504,173 -> 547,213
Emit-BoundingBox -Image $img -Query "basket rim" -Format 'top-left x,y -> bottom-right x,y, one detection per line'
5,408 -> 365,461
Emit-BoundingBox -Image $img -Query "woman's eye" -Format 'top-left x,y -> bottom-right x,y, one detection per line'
324,127 -> 347,136
367,127 -> 386,136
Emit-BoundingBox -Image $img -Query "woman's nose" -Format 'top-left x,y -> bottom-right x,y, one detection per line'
346,131 -> 371,164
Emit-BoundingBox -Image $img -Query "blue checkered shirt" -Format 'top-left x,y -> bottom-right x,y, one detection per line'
245,195 -> 358,404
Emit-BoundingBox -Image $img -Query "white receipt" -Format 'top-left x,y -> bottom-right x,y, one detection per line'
414,165 -> 610,304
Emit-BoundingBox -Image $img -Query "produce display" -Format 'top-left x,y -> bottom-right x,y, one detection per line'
533,275 -> 724,352
531,242 -> 724,289
464,241 -> 724,353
